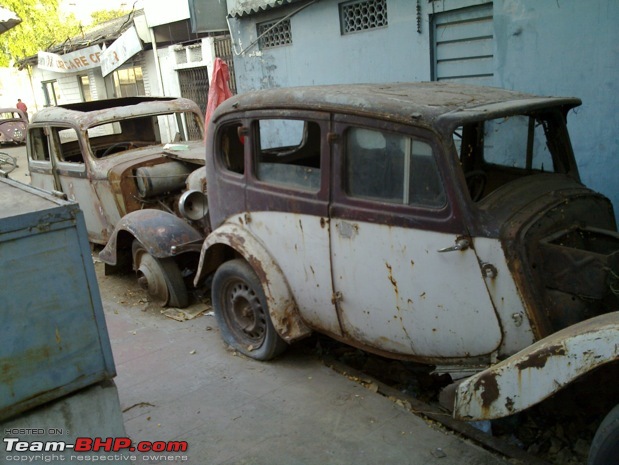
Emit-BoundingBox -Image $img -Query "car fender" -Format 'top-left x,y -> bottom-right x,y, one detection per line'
194,221 -> 312,343
99,209 -> 203,265
454,311 -> 619,421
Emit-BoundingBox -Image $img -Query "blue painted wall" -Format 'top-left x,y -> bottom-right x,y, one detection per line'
228,0 -> 619,217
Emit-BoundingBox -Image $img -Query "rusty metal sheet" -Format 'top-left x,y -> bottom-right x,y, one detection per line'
454,311 -> 619,421
0,178 -> 115,421
99,209 -> 204,264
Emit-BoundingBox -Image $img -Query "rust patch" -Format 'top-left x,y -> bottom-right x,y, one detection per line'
473,372 -> 500,410
504,396 -> 515,413
515,344 -> 566,370
385,263 -> 398,290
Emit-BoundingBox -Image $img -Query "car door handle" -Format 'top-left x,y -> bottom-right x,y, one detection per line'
437,237 -> 470,253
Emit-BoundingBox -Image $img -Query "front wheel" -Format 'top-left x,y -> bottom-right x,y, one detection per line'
589,403 -> 619,465
212,259 -> 287,361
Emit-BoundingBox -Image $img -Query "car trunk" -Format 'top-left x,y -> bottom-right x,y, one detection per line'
478,174 -> 619,339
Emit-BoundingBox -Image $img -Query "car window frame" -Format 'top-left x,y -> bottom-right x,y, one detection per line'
246,110 -> 330,203
331,114 -> 463,234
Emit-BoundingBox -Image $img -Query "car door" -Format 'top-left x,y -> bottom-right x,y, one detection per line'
48,125 -> 112,244
329,117 -> 502,359
27,126 -> 61,193
244,112 -> 342,336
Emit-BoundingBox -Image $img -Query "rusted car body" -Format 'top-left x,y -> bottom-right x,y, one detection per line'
185,83 -> 617,462
27,97 -> 207,307
0,107 -> 27,144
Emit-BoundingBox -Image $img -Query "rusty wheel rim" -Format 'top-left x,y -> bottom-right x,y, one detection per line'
224,280 -> 267,347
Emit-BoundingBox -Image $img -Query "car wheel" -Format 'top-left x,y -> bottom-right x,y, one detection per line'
212,259 -> 287,361
589,403 -> 619,465
132,240 -> 188,308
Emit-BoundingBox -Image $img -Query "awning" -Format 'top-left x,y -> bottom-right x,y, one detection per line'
0,6 -> 21,35
228,0 -> 307,17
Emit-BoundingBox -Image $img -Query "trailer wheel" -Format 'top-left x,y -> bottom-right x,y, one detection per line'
589,403 -> 619,465
132,240 -> 188,308
212,259 -> 287,361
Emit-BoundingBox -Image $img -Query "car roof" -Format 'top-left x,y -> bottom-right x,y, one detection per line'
0,108 -> 27,119
30,97 -> 203,128
213,82 -> 581,130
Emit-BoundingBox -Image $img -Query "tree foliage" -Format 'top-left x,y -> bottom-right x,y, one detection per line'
90,9 -> 131,25
0,0 -> 81,67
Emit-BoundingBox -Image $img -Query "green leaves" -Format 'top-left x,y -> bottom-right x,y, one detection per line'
0,0 -> 80,67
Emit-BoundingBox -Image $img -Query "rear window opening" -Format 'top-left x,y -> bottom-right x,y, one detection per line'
454,111 -> 574,202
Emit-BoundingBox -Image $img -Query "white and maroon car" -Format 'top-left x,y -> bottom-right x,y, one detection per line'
192,83 -> 618,464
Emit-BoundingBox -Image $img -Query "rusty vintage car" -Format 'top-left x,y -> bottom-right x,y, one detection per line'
27,97 -> 207,308
202,83 -> 618,463
100,83 -> 618,463
0,107 -> 27,145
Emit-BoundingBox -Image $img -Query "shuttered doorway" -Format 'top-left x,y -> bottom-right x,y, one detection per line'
431,3 -> 494,85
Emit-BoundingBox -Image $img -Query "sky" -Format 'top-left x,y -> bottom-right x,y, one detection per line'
60,0 -> 144,24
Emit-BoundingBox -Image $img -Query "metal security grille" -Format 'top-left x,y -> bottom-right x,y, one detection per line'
178,66 -> 209,139
257,18 -> 292,49
214,36 -> 237,94
339,0 -> 388,34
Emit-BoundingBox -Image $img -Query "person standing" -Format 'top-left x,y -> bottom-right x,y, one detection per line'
16,99 -> 28,120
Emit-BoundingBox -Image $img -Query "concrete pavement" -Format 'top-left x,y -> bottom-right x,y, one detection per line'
0,144 -> 28,183
2,143 -> 510,464
96,263 -> 510,465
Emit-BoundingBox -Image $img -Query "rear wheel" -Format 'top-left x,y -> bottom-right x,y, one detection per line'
132,240 -> 188,308
589,403 -> 619,465
212,259 -> 287,360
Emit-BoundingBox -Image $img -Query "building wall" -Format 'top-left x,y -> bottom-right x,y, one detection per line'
492,1 -> 619,216
227,1 -> 430,90
227,0 -> 619,217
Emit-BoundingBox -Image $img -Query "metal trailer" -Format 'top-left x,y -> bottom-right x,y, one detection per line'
0,177 -> 129,462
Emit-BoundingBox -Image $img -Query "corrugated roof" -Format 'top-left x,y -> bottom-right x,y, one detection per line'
228,0 -> 307,17
48,9 -> 145,55
17,9 -> 145,68
0,6 -> 21,35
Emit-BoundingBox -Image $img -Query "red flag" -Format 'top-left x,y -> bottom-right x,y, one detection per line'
204,58 -> 233,140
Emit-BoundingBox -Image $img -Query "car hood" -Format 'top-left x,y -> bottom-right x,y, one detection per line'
95,140 -> 205,178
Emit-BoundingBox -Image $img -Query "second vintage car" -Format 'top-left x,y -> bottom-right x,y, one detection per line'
27,97 -> 207,307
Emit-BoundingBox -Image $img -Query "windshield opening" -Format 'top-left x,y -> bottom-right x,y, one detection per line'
88,111 -> 203,158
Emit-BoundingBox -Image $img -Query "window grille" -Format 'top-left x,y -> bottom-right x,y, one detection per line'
257,18 -> 292,49
214,36 -> 238,94
340,0 -> 388,34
